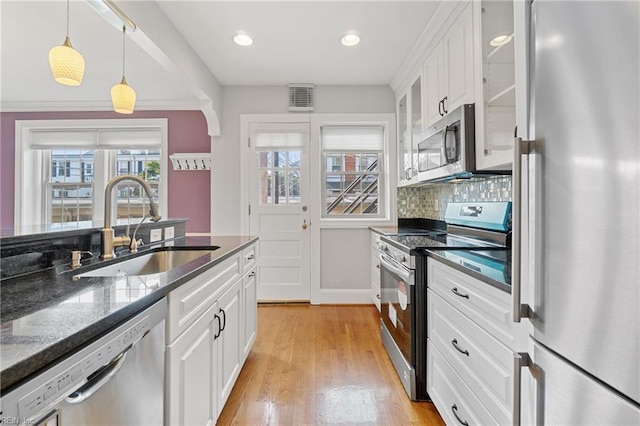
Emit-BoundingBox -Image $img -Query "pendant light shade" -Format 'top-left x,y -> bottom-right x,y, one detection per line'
49,1 -> 85,86
111,77 -> 136,114
112,26 -> 136,114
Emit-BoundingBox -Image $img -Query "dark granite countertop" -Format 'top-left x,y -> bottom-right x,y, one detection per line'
424,248 -> 512,294
369,226 -> 399,236
0,235 -> 257,394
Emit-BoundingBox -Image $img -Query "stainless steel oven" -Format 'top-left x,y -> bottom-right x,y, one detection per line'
417,103 -> 475,182
377,202 -> 512,402
379,241 -> 429,401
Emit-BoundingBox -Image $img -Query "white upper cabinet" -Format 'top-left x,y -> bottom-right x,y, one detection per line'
443,3 -> 475,115
397,74 -> 423,187
396,90 -> 411,185
424,2 -> 475,128
473,0 -> 517,170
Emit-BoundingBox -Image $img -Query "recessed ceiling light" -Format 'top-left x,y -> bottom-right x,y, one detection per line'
233,33 -> 253,47
490,34 -> 513,47
340,32 -> 360,47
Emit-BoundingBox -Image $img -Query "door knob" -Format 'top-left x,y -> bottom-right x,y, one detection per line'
302,220 -> 308,230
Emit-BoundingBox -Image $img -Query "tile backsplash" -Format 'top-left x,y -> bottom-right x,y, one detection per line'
397,175 -> 512,220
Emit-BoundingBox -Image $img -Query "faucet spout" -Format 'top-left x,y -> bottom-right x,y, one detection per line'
101,175 -> 161,259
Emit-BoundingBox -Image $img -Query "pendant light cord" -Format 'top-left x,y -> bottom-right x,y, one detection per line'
122,26 -> 126,79
66,0 -> 70,37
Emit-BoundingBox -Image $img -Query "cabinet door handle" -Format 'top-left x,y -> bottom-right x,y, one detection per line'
451,339 -> 470,356
219,308 -> 227,332
438,99 -> 444,116
376,264 -> 380,269
451,404 -> 469,426
451,287 -> 470,299
376,293 -> 381,299
214,314 -> 222,339
443,96 -> 448,114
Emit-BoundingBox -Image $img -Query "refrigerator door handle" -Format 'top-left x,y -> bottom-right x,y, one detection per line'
513,351 -> 532,426
512,137 -> 533,322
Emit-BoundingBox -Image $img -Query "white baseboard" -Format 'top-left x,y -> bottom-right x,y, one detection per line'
318,288 -> 374,305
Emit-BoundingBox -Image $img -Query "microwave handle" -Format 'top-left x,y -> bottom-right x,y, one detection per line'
442,125 -> 457,164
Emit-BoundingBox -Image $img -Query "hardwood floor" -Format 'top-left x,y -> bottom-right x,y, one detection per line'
217,304 -> 445,425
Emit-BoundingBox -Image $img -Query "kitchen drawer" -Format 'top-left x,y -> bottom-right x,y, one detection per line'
428,289 -> 514,424
242,243 -> 256,274
427,258 -> 516,348
428,340 -> 499,426
167,253 -> 242,343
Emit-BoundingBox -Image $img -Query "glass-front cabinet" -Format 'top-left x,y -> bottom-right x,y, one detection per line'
410,76 -> 422,177
397,75 -> 422,187
474,0 -> 516,170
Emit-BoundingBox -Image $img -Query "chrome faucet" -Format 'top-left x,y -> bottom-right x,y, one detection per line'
101,175 -> 161,259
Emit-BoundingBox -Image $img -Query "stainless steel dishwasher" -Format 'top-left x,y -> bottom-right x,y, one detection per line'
1,300 -> 166,425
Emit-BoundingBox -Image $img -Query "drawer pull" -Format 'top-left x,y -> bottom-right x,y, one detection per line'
451,339 -> 469,356
246,254 -> 255,261
451,287 -> 469,299
451,404 -> 469,426
248,271 -> 256,278
376,264 -> 380,269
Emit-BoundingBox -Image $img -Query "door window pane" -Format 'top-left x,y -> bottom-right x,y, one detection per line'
257,150 -> 302,206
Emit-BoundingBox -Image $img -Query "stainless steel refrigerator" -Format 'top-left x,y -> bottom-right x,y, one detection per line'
513,1 -> 640,423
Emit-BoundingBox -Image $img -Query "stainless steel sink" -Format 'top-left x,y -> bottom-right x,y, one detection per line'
75,248 -> 220,277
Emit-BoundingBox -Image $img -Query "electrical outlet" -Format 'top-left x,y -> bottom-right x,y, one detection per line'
164,227 -> 174,240
150,229 -> 162,243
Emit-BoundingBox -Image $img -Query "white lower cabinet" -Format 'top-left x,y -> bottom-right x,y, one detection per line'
428,340 -> 498,426
370,231 -> 382,311
165,242 -> 257,425
427,257 -> 522,425
166,303 -> 218,426
216,279 -> 242,415
242,267 -> 257,361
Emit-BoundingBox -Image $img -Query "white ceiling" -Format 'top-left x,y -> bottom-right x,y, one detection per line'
0,1 -> 442,109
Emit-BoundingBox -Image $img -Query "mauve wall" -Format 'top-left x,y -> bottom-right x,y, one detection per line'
0,110 -> 210,233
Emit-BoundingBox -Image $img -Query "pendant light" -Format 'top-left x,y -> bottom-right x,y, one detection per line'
111,26 -> 136,114
49,0 -> 85,86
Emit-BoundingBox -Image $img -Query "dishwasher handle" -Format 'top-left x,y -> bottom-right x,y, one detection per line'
65,349 -> 129,404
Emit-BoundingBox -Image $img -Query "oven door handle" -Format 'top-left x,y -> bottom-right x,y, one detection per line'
379,253 -> 413,284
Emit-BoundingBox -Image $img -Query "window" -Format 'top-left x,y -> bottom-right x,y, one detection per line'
48,150 -> 95,224
257,150 -> 301,205
321,125 -> 384,217
15,119 -> 168,228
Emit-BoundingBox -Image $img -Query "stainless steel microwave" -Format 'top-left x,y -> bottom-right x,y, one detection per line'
417,103 -> 475,182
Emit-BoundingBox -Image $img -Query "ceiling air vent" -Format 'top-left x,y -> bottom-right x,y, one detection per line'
289,84 -> 314,112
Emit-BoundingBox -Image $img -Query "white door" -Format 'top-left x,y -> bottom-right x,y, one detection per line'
249,122 -> 311,301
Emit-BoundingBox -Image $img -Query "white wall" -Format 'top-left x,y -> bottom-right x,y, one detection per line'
212,85 -> 395,303
212,85 -> 395,235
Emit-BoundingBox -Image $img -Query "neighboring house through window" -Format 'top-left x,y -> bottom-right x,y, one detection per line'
321,125 -> 385,218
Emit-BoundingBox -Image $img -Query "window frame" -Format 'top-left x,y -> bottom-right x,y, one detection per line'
14,119 -> 168,229
321,150 -> 384,218
310,115 -> 396,226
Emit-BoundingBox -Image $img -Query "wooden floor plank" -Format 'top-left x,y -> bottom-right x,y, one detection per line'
217,304 -> 445,425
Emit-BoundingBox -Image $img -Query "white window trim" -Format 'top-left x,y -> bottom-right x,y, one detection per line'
14,118 -> 168,229
310,114 -> 397,228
